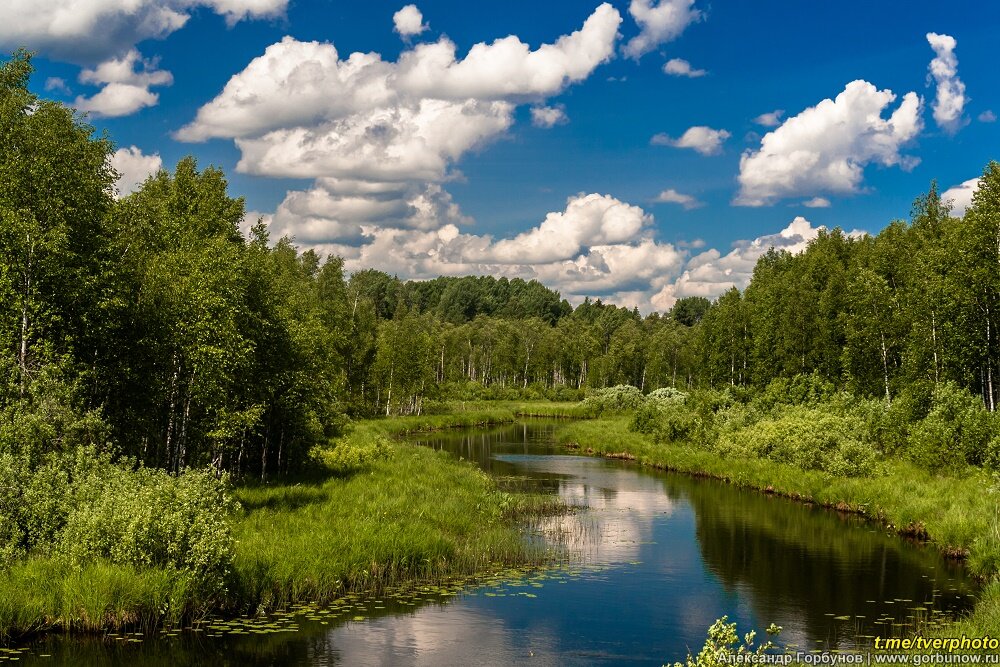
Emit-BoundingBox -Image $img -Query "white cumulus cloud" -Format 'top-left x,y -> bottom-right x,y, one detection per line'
753,110 -> 784,127
180,5 -> 622,264
926,32 -> 967,134
735,80 -> 923,206
651,125 -> 730,155
654,188 -> 702,209
803,197 -> 831,208
663,58 -> 705,77
290,193 -> 686,310
0,0 -> 287,63
942,177 -> 978,217
624,0 -> 702,59
393,5 -> 428,37
476,194 -> 652,264
44,77 -> 70,94
74,49 -> 173,117
110,146 -> 163,197
531,105 -> 569,127
0,0 -> 286,117
979,110 -> 997,123
394,4 -> 621,101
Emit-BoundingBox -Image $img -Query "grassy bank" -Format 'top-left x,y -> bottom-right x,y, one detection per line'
0,408 -> 567,641
553,417 -> 1000,638
229,441 -> 558,612
375,400 -> 593,434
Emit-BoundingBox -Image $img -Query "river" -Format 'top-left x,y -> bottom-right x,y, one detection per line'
15,420 -> 978,666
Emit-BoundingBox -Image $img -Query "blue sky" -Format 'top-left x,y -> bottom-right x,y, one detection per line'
5,1 -> 998,311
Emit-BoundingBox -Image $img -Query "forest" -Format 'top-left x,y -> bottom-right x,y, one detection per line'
3,47 -> 1000,640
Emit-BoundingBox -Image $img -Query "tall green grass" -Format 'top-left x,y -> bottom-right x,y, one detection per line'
0,559 -> 200,639
0,410 -> 565,642
229,443 -> 557,612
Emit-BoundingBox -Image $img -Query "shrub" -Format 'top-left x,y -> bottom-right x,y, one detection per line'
58,458 -> 238,593
670,616 -> 781,667
581,385 -> 646,415
715,406 -> 877,476
987,436 -> 1000,471
646,386 -> 688,405
754,372 -> 837,411
906,382 -> 994,470
630,389 -> 730,447
656,401 -> 700,443
549,385 -> 583,402
310,433 -> 392,475
630,403 -> 661,434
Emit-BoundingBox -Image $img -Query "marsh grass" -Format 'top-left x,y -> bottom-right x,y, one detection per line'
229,443 -> 559,613
0,406 -> 567,642
0,560 -> 199,639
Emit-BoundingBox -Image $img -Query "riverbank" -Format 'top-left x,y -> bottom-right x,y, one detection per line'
552,417 -> 1000,639
0,407 -> 571,642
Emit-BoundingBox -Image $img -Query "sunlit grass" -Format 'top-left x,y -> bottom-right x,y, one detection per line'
0,408 -> 564,641
0,560 -> 198,640
229,442 -> 557,613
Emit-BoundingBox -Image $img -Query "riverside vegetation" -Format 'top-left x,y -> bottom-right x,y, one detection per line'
559,383 -> 1000,643
4,45 -> 1000,657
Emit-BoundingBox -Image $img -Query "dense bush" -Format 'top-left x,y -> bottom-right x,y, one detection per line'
0,365 -> 238,591
582,385 -> 646,414
646,387 -> 688,405
631,401 -> 698,442
714,406 -> 877,476
753,372 -> 837,411
906,382 -> 995,470
0,449 -> 238,591
59,458 -> 237,592
310,432 -> 393,475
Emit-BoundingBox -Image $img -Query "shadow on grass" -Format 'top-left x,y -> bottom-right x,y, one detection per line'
235,461 -> 384,512
236,483 -> 331,512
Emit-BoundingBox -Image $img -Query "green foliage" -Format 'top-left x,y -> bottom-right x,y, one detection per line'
582,384 -> 646,414
754,372 -> 837,410
0,358 -> 110,463
906,382 -> 995,470
647,386 -> 688,404
669,616 -> 780,667
635,401 -> 697,441
310,433 -> 392,474
716,406 -> 878,476
0,447 -> 237,591
58,461 -> 237,593
670,296 -> 711,327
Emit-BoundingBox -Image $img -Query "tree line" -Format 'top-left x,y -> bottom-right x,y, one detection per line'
3,49 -> 1000,482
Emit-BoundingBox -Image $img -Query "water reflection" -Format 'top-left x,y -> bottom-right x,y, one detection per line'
413,422 -> 978,652
20,421 -> 979,666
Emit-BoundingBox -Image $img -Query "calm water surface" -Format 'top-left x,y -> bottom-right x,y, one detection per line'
17,421 -> 978,666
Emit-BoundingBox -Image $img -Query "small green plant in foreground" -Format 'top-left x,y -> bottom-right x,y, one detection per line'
668,616 -> 781,667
